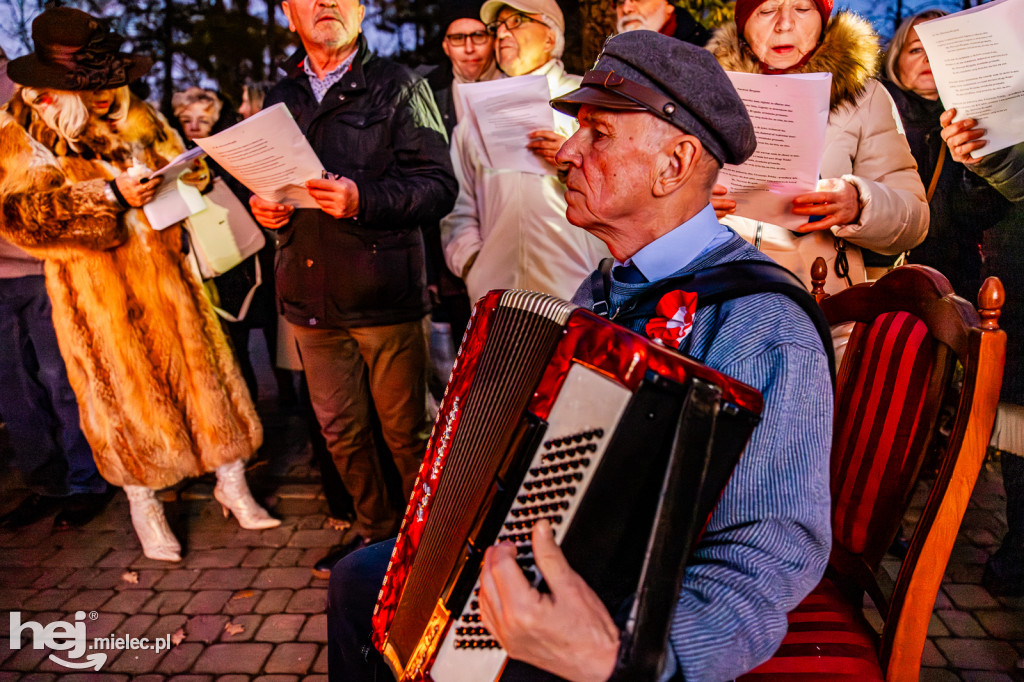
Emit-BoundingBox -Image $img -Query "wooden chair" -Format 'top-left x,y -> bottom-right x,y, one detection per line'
740,260 -> 1006,681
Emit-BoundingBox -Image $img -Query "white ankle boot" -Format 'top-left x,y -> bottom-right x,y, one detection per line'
124,485 -> 181,562
214,460 -> 281,530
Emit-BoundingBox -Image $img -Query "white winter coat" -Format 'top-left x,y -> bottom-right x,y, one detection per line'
441,60 -> 609,304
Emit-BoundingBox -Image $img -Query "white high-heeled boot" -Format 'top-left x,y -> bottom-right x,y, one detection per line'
124,485 -> 181,562
214,460 -> 281,530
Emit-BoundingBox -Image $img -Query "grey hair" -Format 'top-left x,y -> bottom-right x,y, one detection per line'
884,9 -> 947,90
539,13 -> 565,59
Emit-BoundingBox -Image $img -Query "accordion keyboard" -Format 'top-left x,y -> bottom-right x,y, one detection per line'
430,362 -> 633,682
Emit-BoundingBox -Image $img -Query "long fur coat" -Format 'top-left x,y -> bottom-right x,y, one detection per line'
0,91 -> 261,489
707,13 -> 929,293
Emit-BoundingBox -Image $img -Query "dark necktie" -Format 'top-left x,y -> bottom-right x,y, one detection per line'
613,262 -> 647,284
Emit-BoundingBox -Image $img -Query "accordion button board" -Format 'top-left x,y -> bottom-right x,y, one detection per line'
372,289 -> 763,682
429,362 -> 632,681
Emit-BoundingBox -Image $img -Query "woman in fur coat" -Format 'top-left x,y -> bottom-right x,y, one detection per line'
707,0 -> 929,293
0,7 -> 278,561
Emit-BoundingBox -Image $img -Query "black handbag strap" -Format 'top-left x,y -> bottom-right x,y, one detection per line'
591,258 -> 836,380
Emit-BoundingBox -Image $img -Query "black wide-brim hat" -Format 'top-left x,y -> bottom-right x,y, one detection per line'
8,7 -> 152,91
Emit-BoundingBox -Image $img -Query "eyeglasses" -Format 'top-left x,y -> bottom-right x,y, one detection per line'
485,12 -> 539,35
445,31 -> 491,46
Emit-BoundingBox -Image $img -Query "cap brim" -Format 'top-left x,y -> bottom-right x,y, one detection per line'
480,0 -> 506,24
550,84 -> 649,118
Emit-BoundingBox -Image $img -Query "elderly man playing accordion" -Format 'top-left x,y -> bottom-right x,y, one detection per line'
328,32 -> 832,682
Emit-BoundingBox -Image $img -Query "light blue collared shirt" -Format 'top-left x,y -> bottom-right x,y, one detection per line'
617,203 -> 731,281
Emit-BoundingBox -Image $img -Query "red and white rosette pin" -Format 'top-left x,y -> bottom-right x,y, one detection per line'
644,289 -> 698,348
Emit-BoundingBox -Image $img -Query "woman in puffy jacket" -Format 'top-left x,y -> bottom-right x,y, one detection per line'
708,0 -> 929,292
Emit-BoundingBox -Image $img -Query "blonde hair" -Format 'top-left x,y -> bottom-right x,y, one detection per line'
104,86 -> 132,127
884,10 -> 947,91
20,87 -> 90,144
171,87 -> 223,120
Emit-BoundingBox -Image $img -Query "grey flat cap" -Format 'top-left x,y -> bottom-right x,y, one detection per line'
551,31 -> 756,166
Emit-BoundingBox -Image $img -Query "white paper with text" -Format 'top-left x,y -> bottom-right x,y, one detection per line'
915,0 -> 1024,157
455,75 -> 555,175
719,71 -> 831,230
149,147 -> 205,179
192,103 -> 324,208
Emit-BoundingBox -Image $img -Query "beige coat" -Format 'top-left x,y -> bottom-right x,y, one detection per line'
708,13 -> 929,293
0,92 -> 261,489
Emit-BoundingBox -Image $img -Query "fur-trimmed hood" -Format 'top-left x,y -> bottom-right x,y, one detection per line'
707,11 -> 880,112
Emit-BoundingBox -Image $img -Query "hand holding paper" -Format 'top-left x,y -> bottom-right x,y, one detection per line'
115,171 -> 161,208
249,195 -> 295,230
527,129 -> 568,170
142,159 -> 207,231
711,184 -> 737,219
940,108 -> 986,165
915,0 -> 1024,157
305,176 -> 360,219
791,177 -> 861,231
455,75 -> 564,175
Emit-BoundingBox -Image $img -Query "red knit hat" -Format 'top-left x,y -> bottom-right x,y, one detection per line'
734,0 -> 834,38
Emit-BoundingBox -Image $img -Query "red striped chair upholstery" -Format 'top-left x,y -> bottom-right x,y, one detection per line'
740,263 -> 1006,682
832,311 -> 938,561
740,579 -> 884,681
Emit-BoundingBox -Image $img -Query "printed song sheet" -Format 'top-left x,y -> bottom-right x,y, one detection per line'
455,75 -> 556,175
192,103 -> 324,208
719,71 -> 831,230
915,0 -> 1024,157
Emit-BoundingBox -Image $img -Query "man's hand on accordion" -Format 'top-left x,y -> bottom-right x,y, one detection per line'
479,520 -> 620,682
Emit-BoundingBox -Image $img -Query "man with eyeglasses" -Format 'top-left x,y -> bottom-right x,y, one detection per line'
419,8 -> 502,402
441,0 -> 609,306
424,9 -> 500,136
615,0 -> 711,47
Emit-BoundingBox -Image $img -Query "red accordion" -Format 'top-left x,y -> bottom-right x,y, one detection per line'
372,290 -> 763,681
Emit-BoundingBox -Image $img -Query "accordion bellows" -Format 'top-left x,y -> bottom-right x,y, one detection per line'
373,290 -> 763,681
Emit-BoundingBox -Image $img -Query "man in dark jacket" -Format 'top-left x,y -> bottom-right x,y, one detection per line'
251,0 -> 457,577
419,8 -> 501,361
423,8 -> 500,137
614,0 -> 711,46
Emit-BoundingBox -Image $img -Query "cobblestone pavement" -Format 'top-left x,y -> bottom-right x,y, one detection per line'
1,400 -> 1022,680
913,457 -> 1024,682
0,385 -> 343,682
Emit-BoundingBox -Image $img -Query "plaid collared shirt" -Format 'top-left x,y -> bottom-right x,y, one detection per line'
303,50 -> 357,103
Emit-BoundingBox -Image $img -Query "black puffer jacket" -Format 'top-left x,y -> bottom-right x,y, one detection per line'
265,37 -> 457,328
